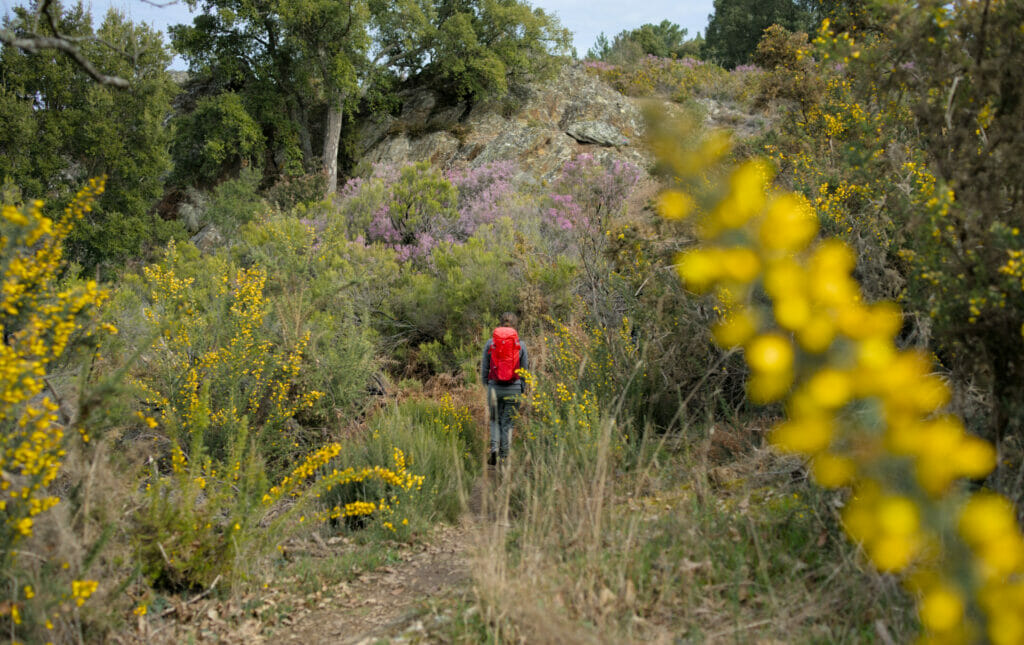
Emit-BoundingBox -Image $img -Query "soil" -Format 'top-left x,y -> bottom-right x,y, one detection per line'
117,483 -> 494,644
281,523 -> 470,644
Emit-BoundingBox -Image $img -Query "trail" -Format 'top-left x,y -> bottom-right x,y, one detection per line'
125,475 -> 493,645
280,522 -> 470,644
275,472 -> 497,643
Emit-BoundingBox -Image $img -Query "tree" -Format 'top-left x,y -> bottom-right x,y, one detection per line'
170,92 -> 266,186
587,20 -> 699,64
702,0 -> 819,68
169,0 -> 313,178
0,1 -> 183,272
0,0 -> 129,86
171,0 -> 570,196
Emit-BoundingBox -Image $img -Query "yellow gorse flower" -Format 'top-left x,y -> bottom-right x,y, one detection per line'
2,180 -> 109,581
654,120 -> 1024,643
71,579 -> 98,607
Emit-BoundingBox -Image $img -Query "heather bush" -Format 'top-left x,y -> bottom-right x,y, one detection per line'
335,162 -> 459,262
336,161 -> 525,263
447,160 -> 520,233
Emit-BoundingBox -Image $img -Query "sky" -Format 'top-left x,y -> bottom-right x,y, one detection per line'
3,0 -> 716,68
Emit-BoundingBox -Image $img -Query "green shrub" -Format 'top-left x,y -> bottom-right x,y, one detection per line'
205,168 -> 267,234
171,92 -> 265,187
321,397 -> 482,536
239,214 -> 381,429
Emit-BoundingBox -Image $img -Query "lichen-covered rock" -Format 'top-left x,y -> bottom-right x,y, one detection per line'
191,224 -> 225,254
355,62 -> 650,179
565,121 -> 628,146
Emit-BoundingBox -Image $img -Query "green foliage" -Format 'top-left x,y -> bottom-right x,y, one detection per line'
205,168 -> 266,234
871,0 -> 1024,444
171,93 -> 266,187
587,20 -> 702,64
169,0 -> 309,177
238,213 -> 380,429
703,0 -> 820,68
584,55 -> 756,106
387,161 -> 459,244
266,171 -> 328,211
323,396 -> 481,532
752,25 -> 821,109
0,3 -> 184,272
767,1 -> 1024,455
433,12 -> 508,100
171,0 -> 570,192
384,219 -> 576,375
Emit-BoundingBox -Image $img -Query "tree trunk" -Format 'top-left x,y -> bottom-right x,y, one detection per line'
291,101 -> 314,168
323,91 -> 345,195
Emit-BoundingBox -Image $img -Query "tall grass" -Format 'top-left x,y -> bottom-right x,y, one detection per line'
464,413 -> 915,643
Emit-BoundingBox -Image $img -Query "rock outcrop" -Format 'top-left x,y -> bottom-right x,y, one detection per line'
356,63 -> 649,180
191,225 -> 225,254
565,120 -> 629,146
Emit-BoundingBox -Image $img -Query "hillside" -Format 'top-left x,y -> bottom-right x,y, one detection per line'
3,4 -> 1024,643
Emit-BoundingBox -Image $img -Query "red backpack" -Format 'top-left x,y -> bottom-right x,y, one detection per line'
488,327 -> 521,383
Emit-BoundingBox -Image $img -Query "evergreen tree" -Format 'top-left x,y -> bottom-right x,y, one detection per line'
703,0 -> 819,68
0,1 -> 183,272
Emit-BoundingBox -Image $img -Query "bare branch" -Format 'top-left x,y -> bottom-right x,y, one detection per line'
0,30 -> 131,87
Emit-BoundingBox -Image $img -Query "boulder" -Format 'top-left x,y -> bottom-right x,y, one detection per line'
356,62 -> 651,177
565,121 -> 628,147
190,225 -> 225,254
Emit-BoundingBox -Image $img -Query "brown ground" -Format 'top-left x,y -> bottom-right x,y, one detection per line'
117,478 -> 497,645
281,522 -> 470,645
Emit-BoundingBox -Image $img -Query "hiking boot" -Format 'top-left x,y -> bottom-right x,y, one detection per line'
487,451 -> 497,467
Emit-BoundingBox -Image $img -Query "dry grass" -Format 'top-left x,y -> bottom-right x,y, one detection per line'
459,419 -> 915,643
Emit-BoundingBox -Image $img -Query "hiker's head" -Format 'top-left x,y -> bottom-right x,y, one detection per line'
500,312 -> 518,328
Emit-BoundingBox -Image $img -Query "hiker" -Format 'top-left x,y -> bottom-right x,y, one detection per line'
481,312 -> 528,466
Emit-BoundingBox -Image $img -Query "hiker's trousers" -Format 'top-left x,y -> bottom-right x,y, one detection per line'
487,383 -> 521,458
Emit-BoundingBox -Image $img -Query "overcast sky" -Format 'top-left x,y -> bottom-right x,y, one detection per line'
3,0 -> 716,68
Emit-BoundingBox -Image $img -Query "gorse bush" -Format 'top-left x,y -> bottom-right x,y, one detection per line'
767,3 -> 1024,456
0,180 -> 115,640
130,242 -> 322,473
652,115 -> 1024,644
238,213 -> 380,429
319,396 -> 481,534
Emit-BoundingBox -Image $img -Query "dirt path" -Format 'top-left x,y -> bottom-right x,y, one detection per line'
121,476 -> 496,644
279,522 -> 471,644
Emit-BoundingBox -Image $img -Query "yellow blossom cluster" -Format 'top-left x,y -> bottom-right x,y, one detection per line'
433,394 -> 473,445
70,580 -> 98,607
655,123 -> 1024,643
2,182 -> 109,574
136,248 -> 322,456
264,442 -> 423,530
999,250 -> 1024,295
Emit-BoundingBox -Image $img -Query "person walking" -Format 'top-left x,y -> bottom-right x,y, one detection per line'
481,312 -> 528,466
